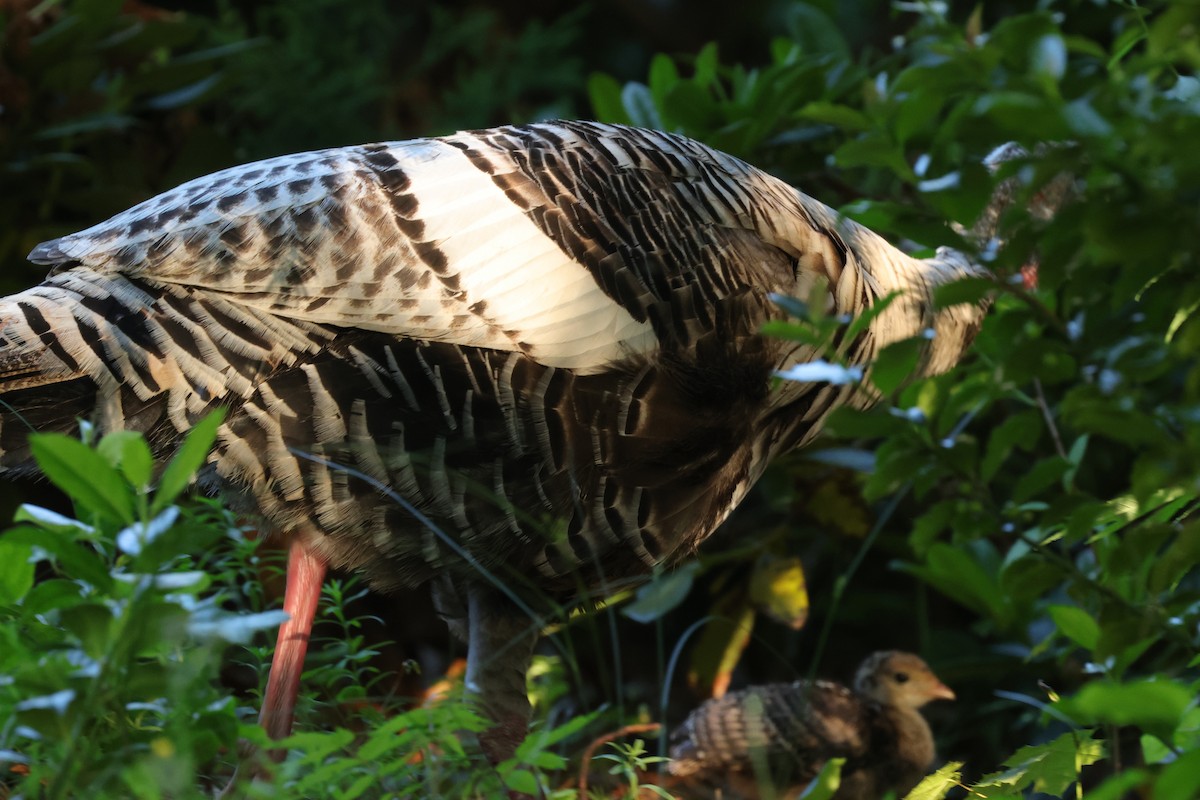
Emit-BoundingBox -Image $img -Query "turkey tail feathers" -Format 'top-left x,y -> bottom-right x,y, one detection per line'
0,269 -> 330,469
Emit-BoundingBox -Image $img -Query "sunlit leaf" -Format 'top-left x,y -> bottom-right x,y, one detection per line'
29,434 -> 135,525
749,554 -> 808,629
797,757 -> 844,800
974,731 -> 1105,797
905,761 -> 963,800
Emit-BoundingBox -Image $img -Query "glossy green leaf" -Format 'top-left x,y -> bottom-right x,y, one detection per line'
29,433 -> 135,525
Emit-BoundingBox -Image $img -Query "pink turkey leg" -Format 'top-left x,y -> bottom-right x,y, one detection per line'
259,538 -> 327,748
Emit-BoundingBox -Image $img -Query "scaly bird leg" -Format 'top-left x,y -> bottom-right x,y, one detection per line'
260,536 -> 327,750
465,585 -> 539,770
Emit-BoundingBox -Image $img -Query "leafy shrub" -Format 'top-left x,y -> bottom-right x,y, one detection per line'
3,0 -> 1199,798
592,2 -> 1200,798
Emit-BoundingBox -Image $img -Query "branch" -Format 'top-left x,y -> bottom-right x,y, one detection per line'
577,723 -> 663,798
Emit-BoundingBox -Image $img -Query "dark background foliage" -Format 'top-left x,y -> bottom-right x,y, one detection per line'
1,0 -> 1198,797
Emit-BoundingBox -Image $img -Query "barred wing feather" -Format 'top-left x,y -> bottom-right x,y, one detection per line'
28,123 -> 835,374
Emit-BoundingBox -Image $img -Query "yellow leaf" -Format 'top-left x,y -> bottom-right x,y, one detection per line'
749,554 -> 810,630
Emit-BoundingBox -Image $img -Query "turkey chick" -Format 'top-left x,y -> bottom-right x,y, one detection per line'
668,651 -> 955,800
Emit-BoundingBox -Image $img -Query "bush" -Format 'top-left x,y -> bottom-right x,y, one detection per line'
2,1 -> 1198,798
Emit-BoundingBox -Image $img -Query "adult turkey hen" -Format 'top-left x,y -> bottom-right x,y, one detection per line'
668,651 -> 955,799
4,121 -> 990,762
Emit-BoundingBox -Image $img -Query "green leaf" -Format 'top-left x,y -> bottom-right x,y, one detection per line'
1058,681 -> 1193,741
648,53 -> 680,107
934,276 -> 995,309
60,603 -> 116,659
780,3 -> 848,60
975,731 -> 1105,797
519,708 -> 603,752
981,410 -> 1041,482
870,337 -> 926,396
0,538 -> 34,605
795,101 -> 870,131
898,542 -> 1011,627
905,761 -> 963,800
1,526 -> 111,589
1083,770 -> 1153,800
29,433 -> 135,525
797,757 -> 844,800
503,768 -> 539,795
98,431 -> 154,489
622,562 -> 698,623
1011,456 -> 1070,503
1155,748 -> 1200,800
151,409 -> 226,515
144,72 -> 221,110
662,81 -> 720,130
1148,522 -> 1200,594
1047,604 -> 1100,650
693,42 -> 719,87
834,135 -> 915,180
588,73 -> 632,125
1108,25 -> 1146,70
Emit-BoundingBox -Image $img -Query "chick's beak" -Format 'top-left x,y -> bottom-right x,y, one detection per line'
927,680 -> 956,702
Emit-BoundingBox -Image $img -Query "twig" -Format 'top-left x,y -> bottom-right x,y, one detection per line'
1033,378 -> 1068,459
577,723 -> 662,798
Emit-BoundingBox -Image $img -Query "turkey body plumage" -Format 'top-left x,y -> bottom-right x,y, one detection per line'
4,121 -> 987,762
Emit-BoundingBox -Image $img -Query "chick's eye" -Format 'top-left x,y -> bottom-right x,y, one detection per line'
893,672 -> 910,683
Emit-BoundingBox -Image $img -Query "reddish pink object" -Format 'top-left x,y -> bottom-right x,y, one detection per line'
1021,263 -> 1039,290
259,538 -> 327,745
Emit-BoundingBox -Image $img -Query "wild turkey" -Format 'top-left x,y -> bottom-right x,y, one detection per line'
668,651 -> 956,799
5,121 -> 995,763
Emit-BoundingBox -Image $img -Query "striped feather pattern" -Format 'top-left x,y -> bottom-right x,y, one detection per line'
668,652 -> 953,799
10,121 -> 989,592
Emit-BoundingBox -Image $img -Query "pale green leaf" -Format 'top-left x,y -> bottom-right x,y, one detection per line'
905,760 -> 963,800
622,562 -> 698,623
